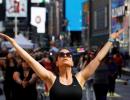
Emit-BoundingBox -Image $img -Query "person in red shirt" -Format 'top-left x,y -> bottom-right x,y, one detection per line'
113,51 -> 123,78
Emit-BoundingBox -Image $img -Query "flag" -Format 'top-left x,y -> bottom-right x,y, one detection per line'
31,7 -> 46,33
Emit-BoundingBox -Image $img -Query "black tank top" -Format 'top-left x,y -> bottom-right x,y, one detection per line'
50,75 -> 82,100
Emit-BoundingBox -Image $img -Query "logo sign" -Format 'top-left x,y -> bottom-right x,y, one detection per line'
112,5 -> 125,17
35,16 -> 41,24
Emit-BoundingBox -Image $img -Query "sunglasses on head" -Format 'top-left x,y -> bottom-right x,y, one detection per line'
58,52 -> 72,58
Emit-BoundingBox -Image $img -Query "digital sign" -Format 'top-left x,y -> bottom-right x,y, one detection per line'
65,0 -> 84,31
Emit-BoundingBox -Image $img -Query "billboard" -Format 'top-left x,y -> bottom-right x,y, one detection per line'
111,0 -> 128,48
6,0 -> 27,17
112,0 -> 125,17
111,0 -> 125,33
65,0 -> 84,31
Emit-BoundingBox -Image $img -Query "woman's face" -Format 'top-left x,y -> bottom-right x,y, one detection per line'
56,49 -> 74,68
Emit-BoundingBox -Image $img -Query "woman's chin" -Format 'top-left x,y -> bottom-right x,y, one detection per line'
63,63 -> 73,67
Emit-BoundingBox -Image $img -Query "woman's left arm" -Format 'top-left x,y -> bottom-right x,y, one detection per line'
77,19 -> 128,86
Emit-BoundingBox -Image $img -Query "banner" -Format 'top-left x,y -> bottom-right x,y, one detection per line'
31,7 -> 46,33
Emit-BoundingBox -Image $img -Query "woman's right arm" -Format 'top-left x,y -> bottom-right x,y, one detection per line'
0,33 -> 55,83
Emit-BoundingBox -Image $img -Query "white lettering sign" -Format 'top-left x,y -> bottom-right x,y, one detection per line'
112,5 -> 125,17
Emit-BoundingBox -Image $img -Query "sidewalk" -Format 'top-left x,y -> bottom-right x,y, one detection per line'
121,58 -> 130,75
107,75 -> 130,100
0,83 -> 5,100
122,67 -> 130,75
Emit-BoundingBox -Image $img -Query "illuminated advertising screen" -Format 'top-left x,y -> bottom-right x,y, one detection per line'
111,0 -> 128,47
77,47 -> 85,53
65,0 -> 84,31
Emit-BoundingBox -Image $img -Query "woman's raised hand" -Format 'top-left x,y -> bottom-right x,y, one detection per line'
0,33 -> 15,43
110,16 -> 128,39
0,32 -> 9,38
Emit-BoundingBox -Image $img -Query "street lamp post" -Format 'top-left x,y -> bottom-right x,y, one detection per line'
14,15 -> 18,36
14,0 -> 20,36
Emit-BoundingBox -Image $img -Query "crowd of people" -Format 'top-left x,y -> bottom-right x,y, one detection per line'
0,17 -> 128,100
